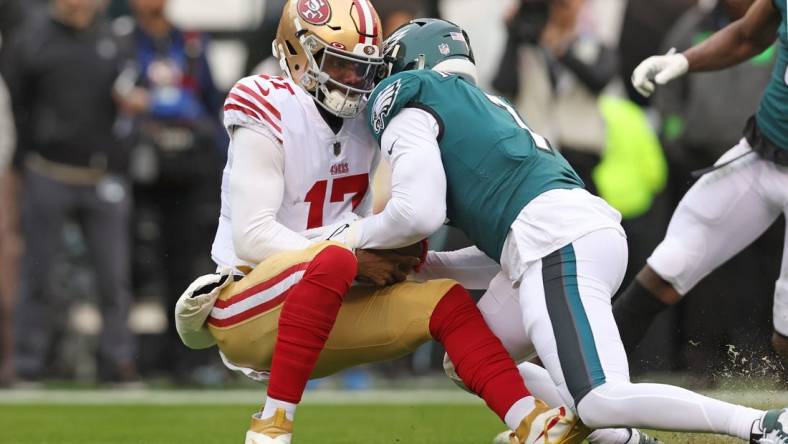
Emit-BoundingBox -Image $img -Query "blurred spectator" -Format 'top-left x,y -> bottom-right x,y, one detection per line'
115,0 -> 224,380
1,0 -> 136,383
0,73 -> 16,386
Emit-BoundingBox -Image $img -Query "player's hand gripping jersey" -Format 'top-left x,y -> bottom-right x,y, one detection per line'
367,69 -> 584,261
212,74 -> 379,269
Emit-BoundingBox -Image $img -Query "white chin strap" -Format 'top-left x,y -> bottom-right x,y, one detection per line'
432,58 -> 479,85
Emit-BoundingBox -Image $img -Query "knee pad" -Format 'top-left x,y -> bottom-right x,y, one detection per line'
647,237 -> 695,296
773,280 -> 788,337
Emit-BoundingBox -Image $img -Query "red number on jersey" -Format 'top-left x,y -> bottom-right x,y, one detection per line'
304,174 -> 370,229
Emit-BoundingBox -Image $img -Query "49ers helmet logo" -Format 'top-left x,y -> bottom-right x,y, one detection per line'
297,0 -> 331,25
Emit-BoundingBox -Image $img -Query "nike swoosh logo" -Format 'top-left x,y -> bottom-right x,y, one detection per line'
387,138 -> 399,156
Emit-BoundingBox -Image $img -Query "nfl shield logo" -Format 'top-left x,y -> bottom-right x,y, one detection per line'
438,43 -> 450,55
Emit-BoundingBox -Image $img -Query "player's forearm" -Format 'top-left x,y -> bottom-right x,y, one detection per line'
351,197 -> 443,250
684,0 -> 777,72
414,247 -> 501,290
232,215 -> 312,263
684,23 -> 766,71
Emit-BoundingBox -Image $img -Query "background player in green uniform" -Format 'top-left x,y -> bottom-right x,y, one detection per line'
620,0 -> 788,383
335,18 -> 788,444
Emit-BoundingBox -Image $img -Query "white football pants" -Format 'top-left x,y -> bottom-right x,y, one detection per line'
480,228 -> 764,439
647,138 -> 788,334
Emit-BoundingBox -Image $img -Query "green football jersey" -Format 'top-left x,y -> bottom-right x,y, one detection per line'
756,0 -> 788,149
367,70 -> 583,261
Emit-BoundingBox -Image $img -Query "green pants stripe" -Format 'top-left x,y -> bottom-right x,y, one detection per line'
542,244 -> 606,405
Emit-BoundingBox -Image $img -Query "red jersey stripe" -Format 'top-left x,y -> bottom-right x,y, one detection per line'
236,83 -> 282,121
228,93 -> 282,135
223,104 -> 283,143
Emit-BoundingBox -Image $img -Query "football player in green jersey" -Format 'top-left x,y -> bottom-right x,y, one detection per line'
331,18 -> 788,443
621,0 -> 788,402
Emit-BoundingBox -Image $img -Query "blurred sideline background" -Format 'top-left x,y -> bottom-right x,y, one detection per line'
0,0 -> 784,395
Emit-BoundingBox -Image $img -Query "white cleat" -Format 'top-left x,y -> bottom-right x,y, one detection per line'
757,409 -> 788,444
245,409 -> 293,444
509,400 -> 591,444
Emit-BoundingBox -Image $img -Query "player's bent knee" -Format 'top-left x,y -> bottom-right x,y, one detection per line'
310,244 -> 358,287
647,237 -> 696,296
575,382 -> 630,429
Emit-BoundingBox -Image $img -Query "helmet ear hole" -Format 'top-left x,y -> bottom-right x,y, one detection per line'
285,40 -> 298,56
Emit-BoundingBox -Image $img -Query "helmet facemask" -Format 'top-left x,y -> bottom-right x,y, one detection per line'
298,33 -> 384,118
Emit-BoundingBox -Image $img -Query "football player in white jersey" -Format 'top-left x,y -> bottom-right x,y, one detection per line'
173,1 -> 588,443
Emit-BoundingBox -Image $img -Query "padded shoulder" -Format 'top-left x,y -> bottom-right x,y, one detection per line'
223,74 -> 298,143
367,72 -> 426,143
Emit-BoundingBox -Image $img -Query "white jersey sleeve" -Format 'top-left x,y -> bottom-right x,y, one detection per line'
229,126 -> 312,263
346,108 -> 447,249
223,75 -> 294,143
415,247 -> 501,290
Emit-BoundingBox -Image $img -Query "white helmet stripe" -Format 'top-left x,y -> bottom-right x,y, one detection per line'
354,0 -> 375,45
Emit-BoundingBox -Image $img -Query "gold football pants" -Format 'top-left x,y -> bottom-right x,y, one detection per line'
207,242 -> 458,378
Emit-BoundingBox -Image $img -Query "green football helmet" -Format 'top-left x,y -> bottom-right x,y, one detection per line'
381,18 -> 478,84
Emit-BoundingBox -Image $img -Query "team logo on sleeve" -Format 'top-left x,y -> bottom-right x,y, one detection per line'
297,0 -> 331,25
371,79 -> 401,134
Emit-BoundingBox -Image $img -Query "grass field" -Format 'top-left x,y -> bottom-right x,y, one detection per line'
1,389 -> 786,443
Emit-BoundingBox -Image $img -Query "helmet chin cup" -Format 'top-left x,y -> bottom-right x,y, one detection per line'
321,88 -> 360,118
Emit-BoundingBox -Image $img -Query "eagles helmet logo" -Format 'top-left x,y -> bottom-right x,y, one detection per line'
371,79 -> 401,134
297,0 -> 331,25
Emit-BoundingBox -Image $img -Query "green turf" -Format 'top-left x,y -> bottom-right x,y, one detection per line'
0,404 -> 503,444
0,403 -> 768,443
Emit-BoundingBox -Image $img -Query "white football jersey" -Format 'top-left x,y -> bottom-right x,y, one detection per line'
212,74 -> 379,268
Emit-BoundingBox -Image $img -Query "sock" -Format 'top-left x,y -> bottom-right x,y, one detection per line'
587,428 -> 636,444
429,284 -> 532,422
261,396 -> 297,421
504,397 -> 536,431
266,245 -> 357,404
612,279 -> 668,353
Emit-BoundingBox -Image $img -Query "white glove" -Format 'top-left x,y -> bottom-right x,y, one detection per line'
631,51 -> 689,97
174,269 -> 233,349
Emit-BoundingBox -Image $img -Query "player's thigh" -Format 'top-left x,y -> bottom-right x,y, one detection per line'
477,271 -> 534,361
649,140 -> 782,295
207,242 -> 345,371
312,279 -> 459,377
519,229 -> 629,409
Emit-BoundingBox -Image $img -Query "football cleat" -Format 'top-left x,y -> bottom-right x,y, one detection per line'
625,428 -> 662,444
757,409 -> 788,444
509,400 -> 591,444
245,409 -> 293,444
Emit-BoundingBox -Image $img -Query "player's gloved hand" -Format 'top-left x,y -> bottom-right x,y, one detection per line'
174,269 -> 233,349
355,248 -> 420,286
631,50 -> 689,97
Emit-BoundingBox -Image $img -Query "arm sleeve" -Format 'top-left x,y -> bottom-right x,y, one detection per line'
348,107 -> 447,250
414,246 -> 501,290
229,126 -> 312,263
